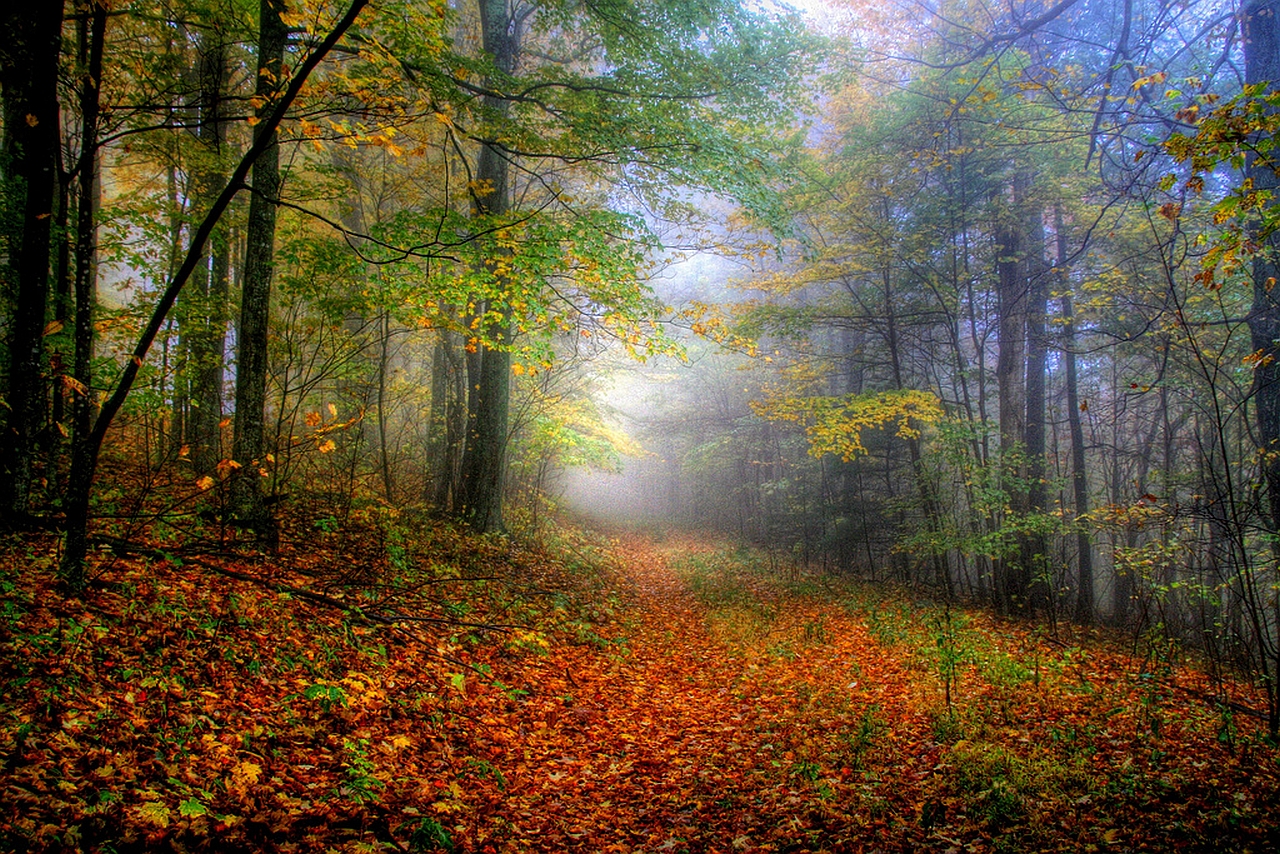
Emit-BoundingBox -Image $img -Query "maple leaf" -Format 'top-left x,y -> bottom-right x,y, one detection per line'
178,797 -> 209,817
228,760 -> 263,798
134,801 -> 171,828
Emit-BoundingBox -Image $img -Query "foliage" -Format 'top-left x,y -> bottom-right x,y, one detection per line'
752,388 -> 945,461
1163,84 -> 1280,287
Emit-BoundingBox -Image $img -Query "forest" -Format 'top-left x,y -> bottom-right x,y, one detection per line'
4,0 -> 1280,851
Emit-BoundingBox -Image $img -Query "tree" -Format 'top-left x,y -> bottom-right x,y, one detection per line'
1,2 -> 65,520
229,0 -> 287,537
59,0 -> 371,590
360,0 -> 815,532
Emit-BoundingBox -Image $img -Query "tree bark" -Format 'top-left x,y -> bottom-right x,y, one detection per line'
230,0 -> 287,539
1242,0 -> 1280,735
995,177 -> 1029,613
457,0 -> 518,533
1057,206 -> 1094,622
67,1 -> 107,568
428,329 -> 466,510
1,2 -> 65,520
188,23 -> 232,475
1023,196 -> 1051,613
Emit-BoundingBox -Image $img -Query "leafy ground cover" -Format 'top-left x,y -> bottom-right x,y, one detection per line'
1,516 -> 1277,852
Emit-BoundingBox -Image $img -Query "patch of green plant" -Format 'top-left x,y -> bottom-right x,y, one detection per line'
948,742 -> 1027,827
843,705 -> 887,769
406,816 -> 456,853
860,599 -> 916,647
802,616 -> 829,645
766,640 -> 796,660
673,549 -> 780,652
978,650 -> 1034,689
337,737 -> 384,804
464,757 -> 508,790
789,759 -> 822,782
302,681 -> 348,711
946,739 -> 1094,832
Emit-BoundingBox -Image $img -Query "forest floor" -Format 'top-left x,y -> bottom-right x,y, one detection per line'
2,512 -> 1280,853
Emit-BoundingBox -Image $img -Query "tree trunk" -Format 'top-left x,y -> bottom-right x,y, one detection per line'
1,2 -> 64,520
881,263 -> 950,597
457,0 -> 518,533
1243,0 -> 1280,735
428,329 -> 466,510
188,24 -> 232,475
66,1 -> 107,577
995,177 -> 1029,613
1057,207 -> 1094,622
1023,198 -> 1051,613
230,0 -> 287,538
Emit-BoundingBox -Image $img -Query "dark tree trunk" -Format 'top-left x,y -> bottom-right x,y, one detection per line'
1,2 -> 65,519
1057,207 -> 1094,622
995,178 -> 1028,613
1242,0 -> 1280,735
1023,198 -> 1051,613
65,1 -> 107,578
428,329 -> 466,511
230,0 -> 287,538
188,24 -> 232,475
457,0 -> 518,533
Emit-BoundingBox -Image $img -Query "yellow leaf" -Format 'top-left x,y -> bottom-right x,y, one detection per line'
230,760 -> 262,794
318,439 -> 337,454
216,458 -> 243,477
135,801 -> 171,828
196,476 -> 215,491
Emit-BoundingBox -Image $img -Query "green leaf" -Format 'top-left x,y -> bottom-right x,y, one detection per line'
179,797 -> 209,818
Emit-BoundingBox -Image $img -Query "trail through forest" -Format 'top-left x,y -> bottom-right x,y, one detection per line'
477,535 -> 930,851
3,526 -> 1280,853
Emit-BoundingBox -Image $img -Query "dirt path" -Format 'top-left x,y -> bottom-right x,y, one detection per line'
470,535 -> 931,853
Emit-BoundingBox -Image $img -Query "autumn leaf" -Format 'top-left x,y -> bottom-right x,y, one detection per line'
134,800 -> 171,828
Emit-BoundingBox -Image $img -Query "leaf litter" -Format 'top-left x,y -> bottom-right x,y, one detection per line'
1,522 -> 1278,852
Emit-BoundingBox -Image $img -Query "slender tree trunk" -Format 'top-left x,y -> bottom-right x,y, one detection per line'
1057,208 -> 1094,622
1023,199 -> 1051,613
66,1 -> 107,564
995,177 -> 1028,613
188,25 -> 232,475
457,0 -> 518,532
429,329 -> 466,510
230,0 -> 287,538
881,264 -> 950,597
376,310 -> 394,502
1,2 -> 64,520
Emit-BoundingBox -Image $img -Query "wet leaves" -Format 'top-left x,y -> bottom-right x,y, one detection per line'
1,528 -> 1278,852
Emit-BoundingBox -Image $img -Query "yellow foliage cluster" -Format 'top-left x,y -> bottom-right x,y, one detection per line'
752,388 -> 943,461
